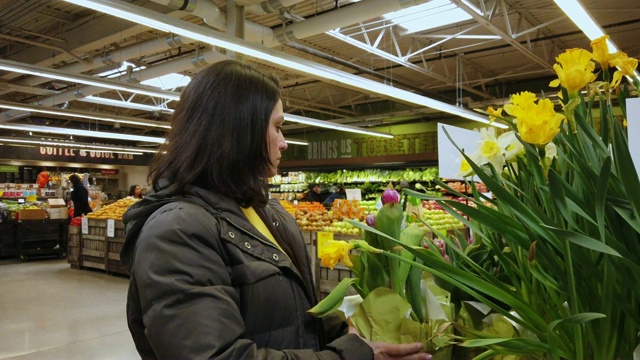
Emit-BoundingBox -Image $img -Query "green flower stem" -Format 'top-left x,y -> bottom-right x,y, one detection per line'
563,237 -> 583,359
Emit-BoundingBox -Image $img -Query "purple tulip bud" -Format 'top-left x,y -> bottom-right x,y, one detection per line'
381,188 -> 400,205
365,213 -> 376,227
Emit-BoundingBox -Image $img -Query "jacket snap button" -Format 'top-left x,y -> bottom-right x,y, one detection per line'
244,242 -> 251,249
273,221 -> 280,227
228,231 -> 235,238
272,253 -> 279,261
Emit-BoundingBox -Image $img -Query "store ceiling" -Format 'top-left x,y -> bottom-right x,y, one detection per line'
0,0 -> 638,151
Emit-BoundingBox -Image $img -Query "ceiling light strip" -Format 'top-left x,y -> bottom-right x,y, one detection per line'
0,58 -> 181,101
0,100 -> 170,129
285,138 -> 309,146
64,0 -> 506,129
80,96 -> 175,114
0,123 -> 166,144
284,114 -> 393,139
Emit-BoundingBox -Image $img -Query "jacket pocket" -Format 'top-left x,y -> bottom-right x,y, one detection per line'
230,261 -> 298,339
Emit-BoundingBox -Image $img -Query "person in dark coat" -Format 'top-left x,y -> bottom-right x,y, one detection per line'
305,182 -> 323,203
68,174 -> 92,217
120,60 -> 431,360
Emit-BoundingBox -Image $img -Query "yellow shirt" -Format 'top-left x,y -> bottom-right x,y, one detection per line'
240,206 -> 284,253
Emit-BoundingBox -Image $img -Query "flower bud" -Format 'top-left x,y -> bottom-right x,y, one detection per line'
365,213 -> 376,227
381,188 -> 400,205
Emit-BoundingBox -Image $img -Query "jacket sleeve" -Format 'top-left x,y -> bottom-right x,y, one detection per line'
130,203 -> 372,360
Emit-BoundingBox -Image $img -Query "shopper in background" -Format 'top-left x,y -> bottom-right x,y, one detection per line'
323,185 -> 345,207
121,60 -> 431,360
305,182 -> 323,203
68,174 -> 92,218
126,184 -> 144,200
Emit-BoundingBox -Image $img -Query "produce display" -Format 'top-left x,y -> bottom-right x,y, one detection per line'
419,199 -> 466,232
0,200 -> 46,220
84,198 -> 138,220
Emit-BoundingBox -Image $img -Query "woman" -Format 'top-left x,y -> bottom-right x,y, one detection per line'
121,60 -> 431,359
127,184 -> 143,199
68,174 -> 92,218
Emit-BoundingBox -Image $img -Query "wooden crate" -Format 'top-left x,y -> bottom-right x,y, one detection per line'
67,225 -> 81,266
81,219 -> 107,270
106,221 -> 128,275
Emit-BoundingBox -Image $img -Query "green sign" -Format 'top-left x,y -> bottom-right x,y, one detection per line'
0,165 -> 19,173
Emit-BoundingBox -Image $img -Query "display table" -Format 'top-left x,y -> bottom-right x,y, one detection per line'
0,219 -> 67,260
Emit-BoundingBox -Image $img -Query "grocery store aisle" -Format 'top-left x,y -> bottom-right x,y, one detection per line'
0,259 -> 139,359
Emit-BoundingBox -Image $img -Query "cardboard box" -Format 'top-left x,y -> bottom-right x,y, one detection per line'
47,198 -> 68,220
48,207 -> 68,220
18,208 -> 47,220
47,198 -> 67,207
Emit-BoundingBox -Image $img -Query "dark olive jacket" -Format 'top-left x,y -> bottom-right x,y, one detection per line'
121,182 -> 372,359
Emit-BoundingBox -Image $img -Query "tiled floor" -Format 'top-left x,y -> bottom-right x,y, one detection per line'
0,258 -> 139,359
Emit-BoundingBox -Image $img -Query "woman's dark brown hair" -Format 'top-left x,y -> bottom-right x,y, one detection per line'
148,60 -> 280,208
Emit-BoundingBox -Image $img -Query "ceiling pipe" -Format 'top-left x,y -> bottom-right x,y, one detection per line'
11,34 -> 197,90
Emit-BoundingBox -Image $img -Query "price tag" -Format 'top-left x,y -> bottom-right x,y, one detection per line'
81,217 -> 89,235
293,200 -> 298,206
345,188 -> 362,201
107,219 -> 115,237
316,231 -> 334,258
17,198 -> 25,204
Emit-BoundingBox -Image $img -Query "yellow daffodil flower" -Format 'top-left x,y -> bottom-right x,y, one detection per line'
549,48 -> 596,96
590,35 -> 611,70
517,98 -> 565,146
504,92 -> 565,146
486,106 -> 504,123
319,240 -> 354,269
609,52 -> 639,88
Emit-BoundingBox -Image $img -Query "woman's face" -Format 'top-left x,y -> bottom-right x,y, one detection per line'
266,99 -> 287,178
134,186 -> 141,195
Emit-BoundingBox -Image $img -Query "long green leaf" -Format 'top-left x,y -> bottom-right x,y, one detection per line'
542,226 -> 622,257
595,157 -> 612,243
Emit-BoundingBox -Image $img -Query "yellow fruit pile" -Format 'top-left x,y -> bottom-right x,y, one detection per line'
85,198 -> 138,220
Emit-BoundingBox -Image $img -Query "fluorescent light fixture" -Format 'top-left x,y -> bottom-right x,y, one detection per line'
0,100 -> 170,129
80,96 -> 175,113
553,0 -> 639,78
0,123 -> 166,144
0,137 -> 148,155
385,0 -> 481,34
285,138 -> 309,146
64,0 -> 505,129
553,0 -> 617,50
285,114 -> 394,138
141,73 -> 191,90
0,58 -> 181,101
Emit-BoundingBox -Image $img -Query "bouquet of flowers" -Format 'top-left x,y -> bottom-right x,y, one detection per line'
310,35 -> 640,359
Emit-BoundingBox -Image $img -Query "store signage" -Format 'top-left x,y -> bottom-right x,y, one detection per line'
38,146 -> 136,160
107,219 -> 115,237
81,217 -> 89,235
0,144 -> 153,166
100,169 -> 119,176
0,165 -> 19,173
307,139 -> 352,160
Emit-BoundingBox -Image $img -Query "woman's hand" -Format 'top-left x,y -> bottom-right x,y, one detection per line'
348,326 -> 433,360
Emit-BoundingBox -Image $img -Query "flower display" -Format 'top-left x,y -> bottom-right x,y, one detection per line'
312,35 -> 640,359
